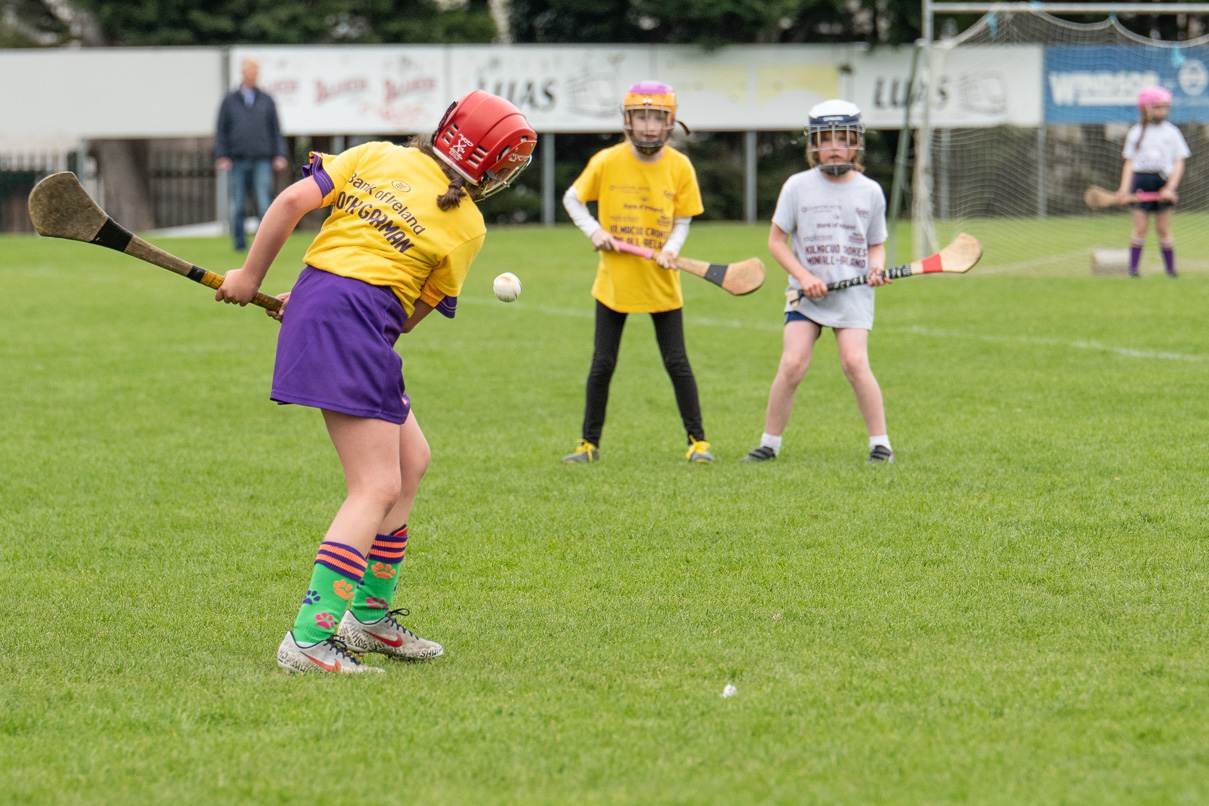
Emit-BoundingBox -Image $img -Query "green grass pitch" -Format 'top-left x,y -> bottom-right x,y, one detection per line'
2,217 -> 1208,805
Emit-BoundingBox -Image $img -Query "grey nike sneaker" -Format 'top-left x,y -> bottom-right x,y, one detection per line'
867,445 -> 895,464
276,631 -> 385,674
338,609 -> 444,660
740,445 -> 777,462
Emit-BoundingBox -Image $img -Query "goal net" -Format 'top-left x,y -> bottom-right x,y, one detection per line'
910,9 -> 1209,276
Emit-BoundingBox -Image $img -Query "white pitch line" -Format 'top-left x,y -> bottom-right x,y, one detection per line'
970,250 -> 1089,275
885,326 -> 1207,362
461,297 -> 1205,361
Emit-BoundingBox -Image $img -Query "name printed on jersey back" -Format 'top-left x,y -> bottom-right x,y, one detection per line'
334,171 -> 429,255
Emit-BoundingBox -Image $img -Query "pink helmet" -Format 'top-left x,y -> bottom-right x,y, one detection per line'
1138,85 -> 1173,110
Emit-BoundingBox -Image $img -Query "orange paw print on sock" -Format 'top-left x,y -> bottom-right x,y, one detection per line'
370,562 -> 397,580
333,580 -> 356,601
315,612 -> 336,630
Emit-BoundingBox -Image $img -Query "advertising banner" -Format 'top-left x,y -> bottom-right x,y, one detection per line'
852,45 -> 1044,128
446,46 -> 655,132
654,46 -> 844,131
245,44 -> 846,132
249,45 -> 842,133
233,46 -> 448,135
1045,45 -> 1209,123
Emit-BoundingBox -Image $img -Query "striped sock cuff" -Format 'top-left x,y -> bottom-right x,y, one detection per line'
368,525 -> 408,564
315,541 -> 368,582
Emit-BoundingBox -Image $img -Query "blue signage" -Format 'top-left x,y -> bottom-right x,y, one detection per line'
1045,45 -> 1209,123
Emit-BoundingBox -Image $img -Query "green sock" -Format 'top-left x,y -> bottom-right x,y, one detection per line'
351,525 -> 408,622
292,540 -> 368,645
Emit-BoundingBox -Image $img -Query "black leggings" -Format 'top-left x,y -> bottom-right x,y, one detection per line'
581,299 -> 705,446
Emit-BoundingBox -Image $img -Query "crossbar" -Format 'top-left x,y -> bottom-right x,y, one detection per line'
929,3 -> 1209,13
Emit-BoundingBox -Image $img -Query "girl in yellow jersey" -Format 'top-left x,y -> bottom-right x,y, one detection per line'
215,91 -> 536,673
561,81 -> 712,464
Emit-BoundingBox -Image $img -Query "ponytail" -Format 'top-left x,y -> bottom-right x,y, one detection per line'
408,135 -> 471,210
436,174 -> 467,211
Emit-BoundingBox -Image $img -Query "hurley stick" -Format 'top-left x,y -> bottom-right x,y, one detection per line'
28,171 -> 282,312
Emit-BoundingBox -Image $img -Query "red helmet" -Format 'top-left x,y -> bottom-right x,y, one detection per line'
433,91 -> 537,199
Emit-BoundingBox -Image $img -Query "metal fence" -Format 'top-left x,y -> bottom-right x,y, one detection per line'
150,145 -> 217,230
0,139 -> 221,234
0,151 -> 75,233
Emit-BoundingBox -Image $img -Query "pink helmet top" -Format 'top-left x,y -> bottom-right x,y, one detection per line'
628,80 -> 673,95
622,80 -> 680,154
1138,85 -> 1173,110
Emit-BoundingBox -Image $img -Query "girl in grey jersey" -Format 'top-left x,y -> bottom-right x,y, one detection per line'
742,100 -> 895,464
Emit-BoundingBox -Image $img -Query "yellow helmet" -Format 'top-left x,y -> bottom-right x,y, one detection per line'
622,81 -> 684,154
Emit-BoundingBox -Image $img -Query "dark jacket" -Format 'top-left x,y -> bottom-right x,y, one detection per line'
215,88 -> 287,161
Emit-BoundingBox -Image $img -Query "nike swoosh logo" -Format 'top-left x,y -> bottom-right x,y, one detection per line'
369,632 -> 403,647
301,652 -> 341,672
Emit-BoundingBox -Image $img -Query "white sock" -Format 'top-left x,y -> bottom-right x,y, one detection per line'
870,435 -> 892,451
760,433 -> 783,455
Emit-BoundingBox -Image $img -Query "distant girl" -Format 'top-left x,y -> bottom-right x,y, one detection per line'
1117,85 -> 1189,277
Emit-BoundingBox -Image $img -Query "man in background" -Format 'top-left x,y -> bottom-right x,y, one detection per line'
215,57 -> 289,251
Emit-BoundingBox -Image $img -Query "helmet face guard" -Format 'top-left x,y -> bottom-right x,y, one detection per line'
623,81 -> 678,155
806,99 -> 865,176
433,90 -> 537,199
475,152 -> 533,199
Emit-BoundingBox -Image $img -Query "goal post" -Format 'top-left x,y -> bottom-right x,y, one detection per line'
903,2 -> 1209,275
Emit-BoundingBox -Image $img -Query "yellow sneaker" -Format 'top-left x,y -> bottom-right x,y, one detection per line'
561,439 -> 599,463
686,440 -> 715,463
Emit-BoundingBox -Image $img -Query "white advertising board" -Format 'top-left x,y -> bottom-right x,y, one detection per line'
233,46 -> 448,136
0,48 -> 223,140
237,45 -> 844,134
655,46 -> 845,130
851,44 -> 1044,128
446,46 -> 655,132
0,43 -> 1046,146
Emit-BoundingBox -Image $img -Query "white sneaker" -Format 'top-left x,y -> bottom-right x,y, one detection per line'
338,609 -> 445,660
276,631 -> 385,674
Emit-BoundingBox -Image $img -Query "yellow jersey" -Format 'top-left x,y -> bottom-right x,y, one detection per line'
303,142 -> 485,316
572,143 -> 704,313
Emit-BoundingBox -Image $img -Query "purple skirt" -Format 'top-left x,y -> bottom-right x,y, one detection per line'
272,266 -> 412,424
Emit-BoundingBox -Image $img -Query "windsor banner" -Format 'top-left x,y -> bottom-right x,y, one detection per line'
1045,45 -> 1209,123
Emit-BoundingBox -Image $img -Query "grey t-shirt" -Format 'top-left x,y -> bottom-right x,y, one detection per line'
772,168 -> 888,330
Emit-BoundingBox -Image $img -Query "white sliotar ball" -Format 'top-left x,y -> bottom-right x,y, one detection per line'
493,272 -> 521,303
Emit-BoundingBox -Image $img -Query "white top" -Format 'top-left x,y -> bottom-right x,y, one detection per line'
1123,121 -> 1191,176
771,168 -> 888,330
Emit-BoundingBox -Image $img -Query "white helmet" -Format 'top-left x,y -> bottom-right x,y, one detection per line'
806,99 -> 864,175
